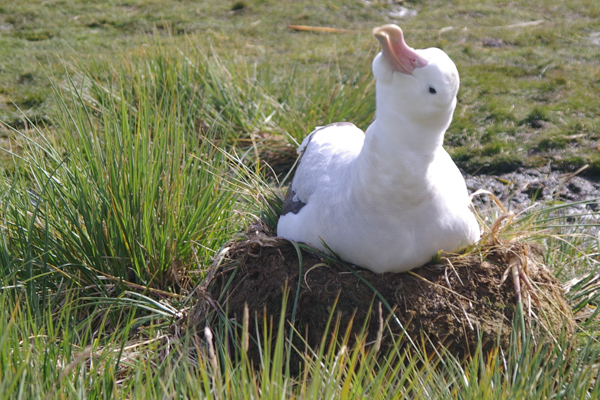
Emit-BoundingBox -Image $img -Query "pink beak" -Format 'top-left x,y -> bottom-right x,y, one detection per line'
373,24 -> 429,75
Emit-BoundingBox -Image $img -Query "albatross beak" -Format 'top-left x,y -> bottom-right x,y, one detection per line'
373,24 -> 429,75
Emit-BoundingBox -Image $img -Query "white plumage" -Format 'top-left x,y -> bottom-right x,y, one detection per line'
277,24 -> 480,273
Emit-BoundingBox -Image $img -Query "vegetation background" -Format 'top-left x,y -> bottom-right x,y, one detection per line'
0,0 -> 599,398
1,0 -> 599,174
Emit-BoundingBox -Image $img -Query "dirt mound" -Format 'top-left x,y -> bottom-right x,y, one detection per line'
192,220 -> 574,365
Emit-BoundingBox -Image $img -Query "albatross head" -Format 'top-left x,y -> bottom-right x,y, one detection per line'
372,24 -> 459,146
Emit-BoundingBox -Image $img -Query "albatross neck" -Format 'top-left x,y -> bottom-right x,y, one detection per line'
366,115 -> 446,156
349,117 -> 447,197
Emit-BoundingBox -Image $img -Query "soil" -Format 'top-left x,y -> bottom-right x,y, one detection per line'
193,220 -> 574,371
465,166 -> 600,214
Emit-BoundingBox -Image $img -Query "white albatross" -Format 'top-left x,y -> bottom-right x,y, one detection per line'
277,24 -> 480,273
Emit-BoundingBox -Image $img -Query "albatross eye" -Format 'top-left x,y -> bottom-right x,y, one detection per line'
429,87 -> 437,94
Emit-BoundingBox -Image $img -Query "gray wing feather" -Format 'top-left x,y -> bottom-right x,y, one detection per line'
280,122 -> 358,216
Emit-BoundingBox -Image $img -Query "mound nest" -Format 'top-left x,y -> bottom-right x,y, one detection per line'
191,220 -> 574,364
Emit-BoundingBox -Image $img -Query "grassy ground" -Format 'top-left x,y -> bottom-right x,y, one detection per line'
1,0 -> 600,175
0,0 -> 600,398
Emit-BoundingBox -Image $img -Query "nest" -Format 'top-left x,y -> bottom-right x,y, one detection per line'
190,219 -> 575,366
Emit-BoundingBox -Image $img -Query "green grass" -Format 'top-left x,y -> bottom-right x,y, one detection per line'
1,280 -> 599,398
1,0 -> 600,398
2,0 -> 600,175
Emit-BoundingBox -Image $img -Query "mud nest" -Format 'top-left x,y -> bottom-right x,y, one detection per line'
191,220 -> 575,365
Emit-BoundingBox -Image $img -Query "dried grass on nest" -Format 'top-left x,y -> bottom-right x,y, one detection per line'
187,215 -> 575,365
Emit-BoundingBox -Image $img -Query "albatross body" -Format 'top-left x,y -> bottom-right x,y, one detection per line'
277,24 -> 480,273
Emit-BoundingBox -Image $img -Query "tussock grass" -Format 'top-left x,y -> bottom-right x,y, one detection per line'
0,48 -> 244,319
0,31 -> 599,399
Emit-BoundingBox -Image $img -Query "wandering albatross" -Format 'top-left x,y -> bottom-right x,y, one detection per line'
277,24 -> 480,273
